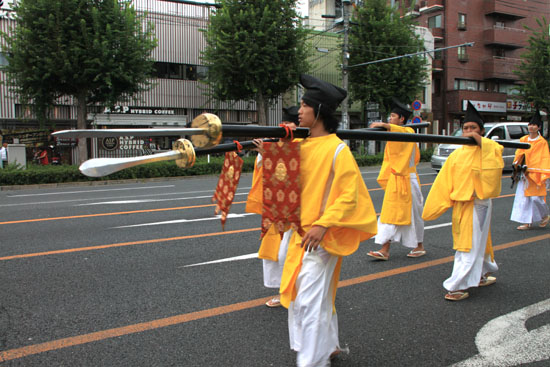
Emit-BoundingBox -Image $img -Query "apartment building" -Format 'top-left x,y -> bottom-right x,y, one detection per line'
404,0 -> 550,134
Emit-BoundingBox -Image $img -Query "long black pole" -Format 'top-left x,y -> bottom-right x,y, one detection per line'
218,126 -> 530,149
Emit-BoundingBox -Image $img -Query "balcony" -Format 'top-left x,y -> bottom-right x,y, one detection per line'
431,27 -> 444,42
485,0 -> 527,20
483,26 -> 526,49
432,58 -> 443,72
483,56 -> 522,81
419,0 -> 443,14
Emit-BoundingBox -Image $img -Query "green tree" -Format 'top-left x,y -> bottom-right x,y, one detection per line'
515,17 -> 550,137
347,0 -> 427,118
201,0 -> 309,126
1,0 -> 157,163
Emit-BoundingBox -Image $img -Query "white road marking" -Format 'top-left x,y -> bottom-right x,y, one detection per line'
0,188 -> 252,207
182,221 -> 453,267
452,298 -> 550,366
77,192 -> 249,206
180,253 -> 259,268
113,212 -> 255,228
7,185 -> 176,197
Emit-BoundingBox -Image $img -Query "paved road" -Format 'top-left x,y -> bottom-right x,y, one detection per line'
0,162 -> 548,366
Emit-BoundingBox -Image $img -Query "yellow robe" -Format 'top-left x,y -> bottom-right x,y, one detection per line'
245,156 -> 282,261
280,134 -> 378,308
377,125 -> 420,225
513,135 -> 550,197
422,137 -> 504,258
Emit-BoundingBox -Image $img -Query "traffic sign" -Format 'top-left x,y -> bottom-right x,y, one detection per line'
412,116 -> 422,124
412,100 -> 422,111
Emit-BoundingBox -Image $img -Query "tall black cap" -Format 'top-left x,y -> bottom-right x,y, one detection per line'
529,109 -> 542,127
282,106 -> 300,125
390,98 -> 412,121
300,74 -> 347,114
464,101 -> 484,128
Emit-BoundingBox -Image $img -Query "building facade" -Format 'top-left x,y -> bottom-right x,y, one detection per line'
404,0 -> 550,134
0,0 -> 285,162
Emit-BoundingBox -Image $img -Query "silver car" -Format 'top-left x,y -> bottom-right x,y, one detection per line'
431,122 -> 529,172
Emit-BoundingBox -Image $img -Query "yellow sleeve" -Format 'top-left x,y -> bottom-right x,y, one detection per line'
422,152 -> 454,221
245,155 -> 263,214
313,147 -> 378,256
475,137 -> 504,199
377,147 -> 391,190
385,125 -> 416,176
513,136 -> 528,164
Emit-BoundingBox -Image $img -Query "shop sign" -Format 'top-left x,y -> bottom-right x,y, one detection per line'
119,137 -> 146,150
101,137 -> 119,151
55,137 -> 78,147
2,130 -> 50,145
506,99 -> 534,112
103,106 -> 176,115
462,100 -> 506,113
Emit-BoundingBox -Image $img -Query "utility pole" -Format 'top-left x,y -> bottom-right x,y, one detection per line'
341,0 -> 352,130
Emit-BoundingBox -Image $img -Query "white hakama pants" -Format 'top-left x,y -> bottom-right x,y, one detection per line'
510,179 -> 549,224
288,247 -> 340,367
375,173 -> 425,248
262,230 -> 292,288
444,199 -> 499,292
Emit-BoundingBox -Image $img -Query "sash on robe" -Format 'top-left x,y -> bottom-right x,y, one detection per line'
261,141 -> 304,238
212,151 -> 243,229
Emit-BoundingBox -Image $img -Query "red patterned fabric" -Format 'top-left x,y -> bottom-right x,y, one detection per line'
261,141 -> 304,238
212,152 -> 244,229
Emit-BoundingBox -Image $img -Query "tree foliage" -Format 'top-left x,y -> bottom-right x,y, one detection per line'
348,0 -> 427,117
515,17 -> 550,137
201,0 -> 309,125
1,0 -> 157,161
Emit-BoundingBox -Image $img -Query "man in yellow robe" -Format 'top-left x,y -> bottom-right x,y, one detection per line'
280,75 -> 377,366
422,101 -> 503,301
510,110 -> 550,229
367,99 -> 425,261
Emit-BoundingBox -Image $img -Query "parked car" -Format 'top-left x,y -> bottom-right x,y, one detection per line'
431,122 -> 529,172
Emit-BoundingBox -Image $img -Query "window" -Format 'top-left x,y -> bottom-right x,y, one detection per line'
428,15 -> 442,28
458,13 -> 466,30
507,125 -> 524,139
455,79 -> 482,91
499,83 -> 520,95
168,64 -> 183,79
335,0 -> 343,17
0,52 -> 8,66
153,62 -> 206,81
494,48 -> 506,58
433,50 -> 442,60
185,65 -> 197,81
458,46 -> 468,61
487,127 -> 505,140
432,78 -> 441,96
197,66 -> 208,80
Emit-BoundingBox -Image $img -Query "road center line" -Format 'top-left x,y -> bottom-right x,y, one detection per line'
0,227 -> 260,261
0,202 -> 247,225
0,234 -> 547,363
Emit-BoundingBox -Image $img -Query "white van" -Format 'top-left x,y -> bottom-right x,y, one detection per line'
430,122 -> 529,172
